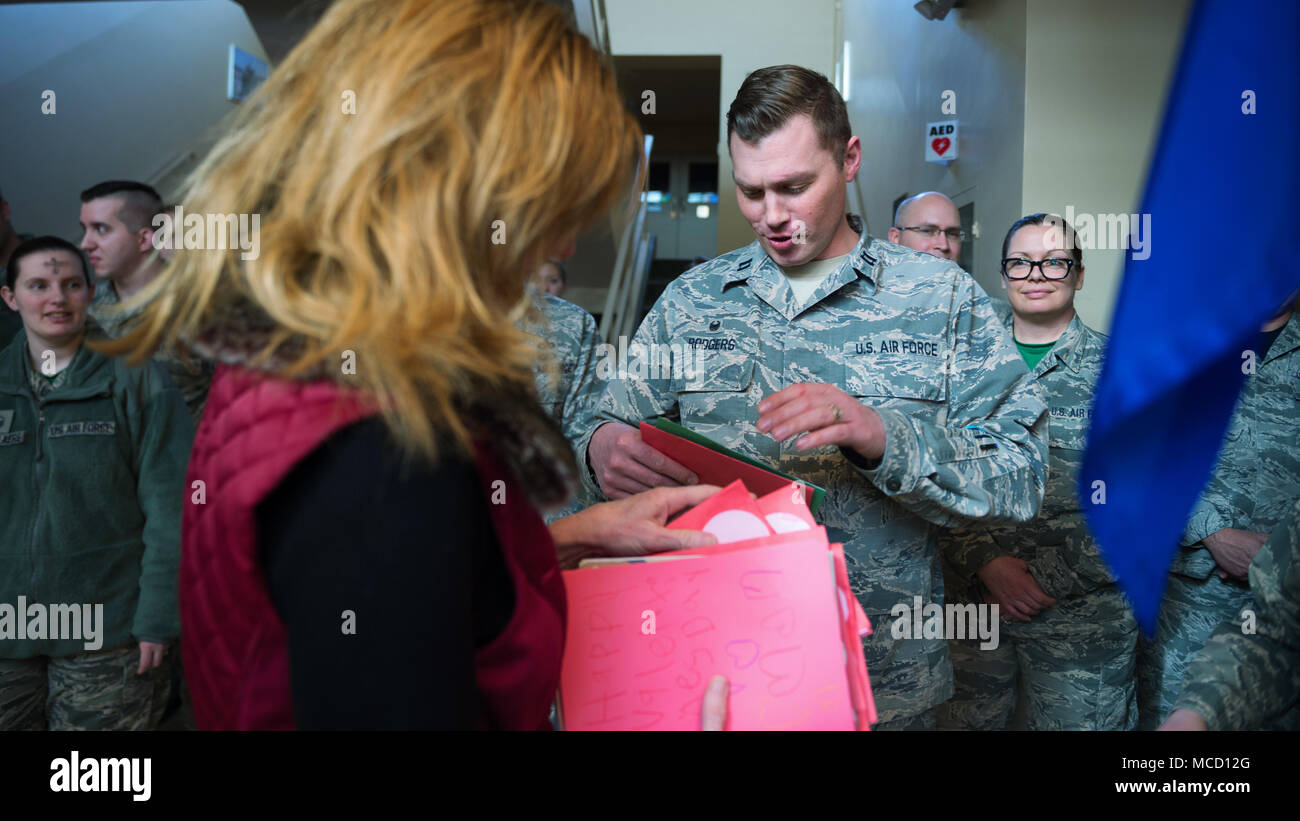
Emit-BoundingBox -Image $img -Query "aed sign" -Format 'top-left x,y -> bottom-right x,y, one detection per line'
926,120 -> 958,163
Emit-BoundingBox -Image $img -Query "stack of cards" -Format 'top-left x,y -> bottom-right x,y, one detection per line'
558,480 -> 877,731
638,418 -> 827,514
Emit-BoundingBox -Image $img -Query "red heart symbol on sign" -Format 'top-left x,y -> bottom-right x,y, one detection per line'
931,137 -> 951,156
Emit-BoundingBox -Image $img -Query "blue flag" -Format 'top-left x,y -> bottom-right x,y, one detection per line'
1081,0 -> 1300,634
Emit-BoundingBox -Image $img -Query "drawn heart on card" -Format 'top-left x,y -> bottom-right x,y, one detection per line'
724,639 -> 760,670
758,646 -> 806,697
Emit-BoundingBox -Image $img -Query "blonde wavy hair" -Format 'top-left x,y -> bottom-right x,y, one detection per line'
110,0 -> 643,459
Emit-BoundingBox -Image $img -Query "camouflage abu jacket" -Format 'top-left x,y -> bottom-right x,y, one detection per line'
945,308 -> 1116,601
525,289 -> 604,520
579,214 -> 1049,722
1178,312 -> 1300,578
1174,494 -> 1300,729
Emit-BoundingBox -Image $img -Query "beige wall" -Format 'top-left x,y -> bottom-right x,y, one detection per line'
1022,0 -> 1191,331
605,0 -> 838,254
843,0 -> 1028,294
608,0 -> 1192,332
0,1 -> 268,242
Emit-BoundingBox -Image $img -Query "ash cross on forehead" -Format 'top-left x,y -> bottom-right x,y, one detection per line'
41,256 -> 72,274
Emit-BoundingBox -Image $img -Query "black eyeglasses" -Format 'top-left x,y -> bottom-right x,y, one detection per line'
899,225 -> 965,242
1001,257 -> 1076,280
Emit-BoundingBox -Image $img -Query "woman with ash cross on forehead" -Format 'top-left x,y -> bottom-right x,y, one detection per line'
0,235 -> 193,730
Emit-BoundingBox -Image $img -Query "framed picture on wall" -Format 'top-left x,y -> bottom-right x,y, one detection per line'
226,45 -> 268,103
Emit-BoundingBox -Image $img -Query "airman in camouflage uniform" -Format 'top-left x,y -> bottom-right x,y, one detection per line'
77,181 -> 212,422
1138,307 -> 1300,729
939,305 -> 1138,730
580,217 -> 1049,727
524,289 -> 604,521
583,66 -> 1047,729
1166,494 -> 1300,730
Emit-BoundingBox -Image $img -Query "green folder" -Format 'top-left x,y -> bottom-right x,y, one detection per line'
649,417 -> 827,516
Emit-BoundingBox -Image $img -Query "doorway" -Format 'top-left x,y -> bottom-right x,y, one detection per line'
614,55 -> 721,320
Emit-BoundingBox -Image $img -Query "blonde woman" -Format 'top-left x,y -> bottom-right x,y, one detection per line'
112,0 -> 722,730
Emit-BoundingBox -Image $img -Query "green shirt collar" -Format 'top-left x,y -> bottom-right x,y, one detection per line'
999,306 -> 1093,376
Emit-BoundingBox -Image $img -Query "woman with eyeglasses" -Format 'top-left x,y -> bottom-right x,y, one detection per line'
939,213 -> 1138,730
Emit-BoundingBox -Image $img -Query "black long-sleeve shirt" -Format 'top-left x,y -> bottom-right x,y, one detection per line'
257,418 -> 515,729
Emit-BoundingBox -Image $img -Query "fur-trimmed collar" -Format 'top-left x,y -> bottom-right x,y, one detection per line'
191,298 -> 578,511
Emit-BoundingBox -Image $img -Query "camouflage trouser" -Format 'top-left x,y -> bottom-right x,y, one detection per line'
1137,572 -> 1252,730
873,708 -> 936,731
937,587 -> 1138,731
936,636 -> 1017,731
0,645 -> 173,730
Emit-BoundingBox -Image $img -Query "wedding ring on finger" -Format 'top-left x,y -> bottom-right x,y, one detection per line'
830,404 -> 843,423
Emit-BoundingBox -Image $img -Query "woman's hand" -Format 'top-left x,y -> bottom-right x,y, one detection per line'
701,675 -> 729,730
137,641 -> 166,674
549,484 -> 721,569
977,556 -> 1056,622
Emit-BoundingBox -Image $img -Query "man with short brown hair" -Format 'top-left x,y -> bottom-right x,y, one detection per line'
582,64 -> 1048,729
77,180 -> 212,420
